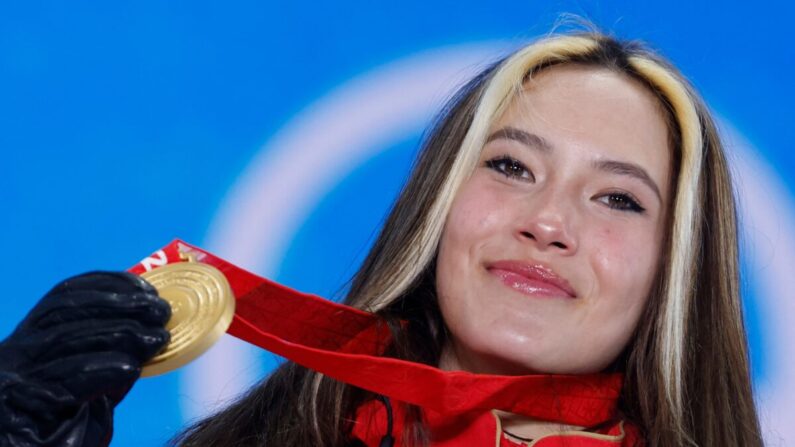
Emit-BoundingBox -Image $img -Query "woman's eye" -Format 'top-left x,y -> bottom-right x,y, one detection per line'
598,192 -> 646,213
484,156 -> 535,182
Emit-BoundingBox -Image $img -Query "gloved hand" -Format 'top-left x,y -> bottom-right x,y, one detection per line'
0,272 -> 171,447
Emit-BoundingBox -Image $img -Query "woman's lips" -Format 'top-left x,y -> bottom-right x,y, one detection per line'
487,260 -> 577,299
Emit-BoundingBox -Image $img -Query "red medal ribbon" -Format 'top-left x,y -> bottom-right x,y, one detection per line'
130,239 -> 623,427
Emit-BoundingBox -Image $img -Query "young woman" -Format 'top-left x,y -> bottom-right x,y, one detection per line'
0,31 -> 762,447
171,31 -> 763,446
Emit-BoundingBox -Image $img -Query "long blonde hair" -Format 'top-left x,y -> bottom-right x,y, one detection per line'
175,32 -> 762,447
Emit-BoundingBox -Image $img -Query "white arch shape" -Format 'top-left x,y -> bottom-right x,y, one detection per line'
722,125 -> 795,446
184,43 -> 794,445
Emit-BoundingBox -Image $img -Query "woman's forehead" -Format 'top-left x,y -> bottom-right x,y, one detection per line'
488,63 -> 673,193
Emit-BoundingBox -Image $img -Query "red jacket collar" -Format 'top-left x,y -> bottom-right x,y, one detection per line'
352,399 -> 639,447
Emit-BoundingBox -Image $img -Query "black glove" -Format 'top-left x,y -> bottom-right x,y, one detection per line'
0,272 -> 171,447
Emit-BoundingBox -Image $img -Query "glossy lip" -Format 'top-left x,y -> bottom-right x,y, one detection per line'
486,260 -> 578,299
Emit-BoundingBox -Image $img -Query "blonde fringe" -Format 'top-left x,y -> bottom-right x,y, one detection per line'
627,57 -> 704,439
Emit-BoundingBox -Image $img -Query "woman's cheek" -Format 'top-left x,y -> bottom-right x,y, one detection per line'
588,223 -> 647,298
455,178 -> 511,236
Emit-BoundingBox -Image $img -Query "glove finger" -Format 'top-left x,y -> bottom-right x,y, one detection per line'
27,289 -> 171,331
26,320 -> 170,366
47,271 -> 157,296
4,378 -> 77,413
35,351 -> 143,404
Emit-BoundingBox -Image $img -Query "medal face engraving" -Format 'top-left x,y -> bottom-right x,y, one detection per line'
140,260 -> 235,377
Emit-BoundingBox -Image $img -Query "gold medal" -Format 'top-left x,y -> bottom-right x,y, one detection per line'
139,254 -> 235,377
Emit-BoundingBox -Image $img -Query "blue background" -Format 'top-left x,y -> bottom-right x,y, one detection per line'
2,1 -> 793,445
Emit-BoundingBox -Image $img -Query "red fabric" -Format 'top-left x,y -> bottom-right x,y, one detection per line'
352,398 -> 642,446
132,240 -> 637,445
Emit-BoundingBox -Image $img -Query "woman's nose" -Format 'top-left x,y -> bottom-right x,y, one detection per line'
517,198 -> 578,255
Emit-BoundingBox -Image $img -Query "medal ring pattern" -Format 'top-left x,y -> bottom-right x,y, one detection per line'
140,261 -> 235,377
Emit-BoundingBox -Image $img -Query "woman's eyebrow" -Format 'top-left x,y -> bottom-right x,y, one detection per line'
592,159 -> 662,202
486,127 -> 662,202
485,127 -> 552,152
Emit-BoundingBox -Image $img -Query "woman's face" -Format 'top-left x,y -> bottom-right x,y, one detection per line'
436,64 -> 673,375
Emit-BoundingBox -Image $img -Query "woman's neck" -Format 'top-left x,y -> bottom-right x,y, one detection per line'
438,340 -> 540,376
